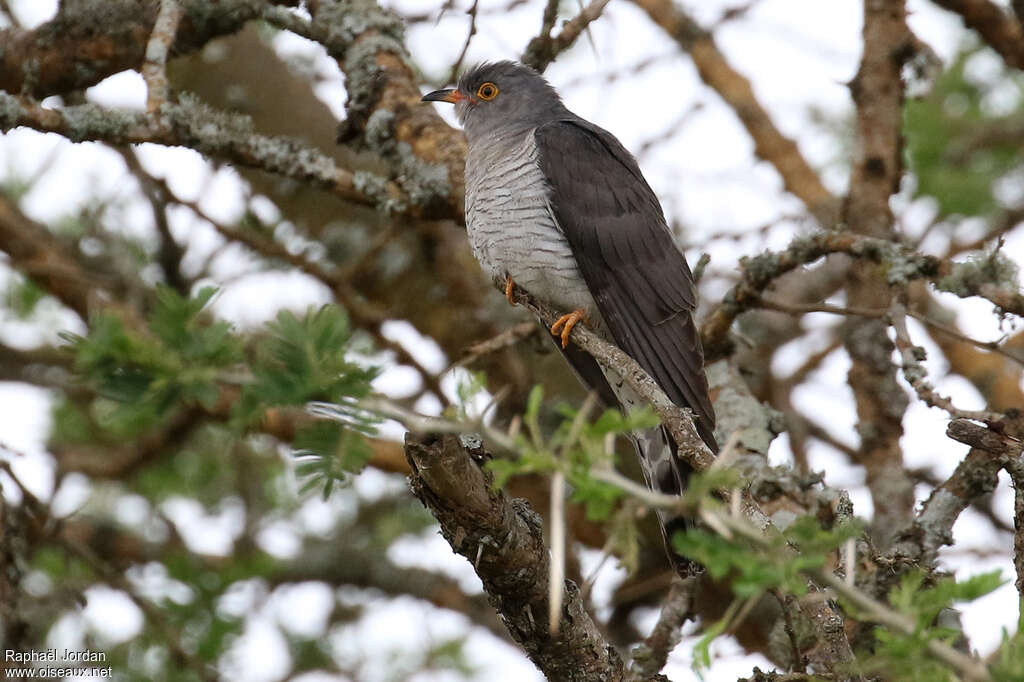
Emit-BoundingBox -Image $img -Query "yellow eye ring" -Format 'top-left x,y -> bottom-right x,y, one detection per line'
477,82 -> 499,100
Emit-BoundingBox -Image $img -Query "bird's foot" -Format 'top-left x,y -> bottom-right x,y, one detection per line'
550,310 -> 586,348
505,277 -> 517,306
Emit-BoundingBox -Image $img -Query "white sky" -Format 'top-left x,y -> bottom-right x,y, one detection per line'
1,1 -> 1022,680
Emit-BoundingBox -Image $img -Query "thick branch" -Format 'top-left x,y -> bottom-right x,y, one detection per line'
930,0 -> 1024,70
842,0 -> 914,547
700,230 -> 941,357
629,0 -> 838,225
303,0 -> 467,220
946,418 -> 1024,458
0,93 -> 406,214
890,444 -> 1004,568
946,418 -> 1024,596
0,0 -> 298,98
403,433 -> 624,681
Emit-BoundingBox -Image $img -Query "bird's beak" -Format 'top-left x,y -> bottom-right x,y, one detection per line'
421,88 -> 465,104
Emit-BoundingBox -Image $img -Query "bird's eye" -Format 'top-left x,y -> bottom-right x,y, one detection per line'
477,82 -> 499,100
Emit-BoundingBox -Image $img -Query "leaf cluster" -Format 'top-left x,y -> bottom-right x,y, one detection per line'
863,571 -> 1005,681
675,515 -> 861,600
487,385 -> 660,521
906,46 -> 1024,218
63,287 -> 242,437
61,289 -> 380,498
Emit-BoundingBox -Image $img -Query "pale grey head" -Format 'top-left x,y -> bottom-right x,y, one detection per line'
421,61 -> 570,142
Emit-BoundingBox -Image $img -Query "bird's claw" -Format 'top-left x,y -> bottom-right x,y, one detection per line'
505,277 -> 517,306
550,310 -> 585,348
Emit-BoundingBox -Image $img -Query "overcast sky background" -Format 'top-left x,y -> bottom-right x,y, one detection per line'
1,1 -> 1022,680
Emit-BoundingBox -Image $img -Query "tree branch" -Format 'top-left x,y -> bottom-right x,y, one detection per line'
403,433 -> 625,681
508,285 -> 716,473
889,302 -> 1000,422
930,0 -> 1024,70
946,417 -> 1024,600
522,0 -> 614,73
842,0 -> 915,547
0,92 -> 406,214
0,193 -> 111,319
142,0 -> 184,114
301,0 -> 467,220
629,0 -> 839,225
626,577 -> 696,681
700,230 -> 941,358
0,0 -> 299,99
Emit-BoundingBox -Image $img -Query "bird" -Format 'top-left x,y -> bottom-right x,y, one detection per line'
422,61 -> 717,574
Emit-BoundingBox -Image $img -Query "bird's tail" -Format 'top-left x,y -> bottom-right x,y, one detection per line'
600,366 -> 708,577
554,341 -> 712,575
628,425 -> 700,576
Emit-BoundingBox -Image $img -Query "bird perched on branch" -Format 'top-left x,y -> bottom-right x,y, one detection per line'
423,61 -> 716,574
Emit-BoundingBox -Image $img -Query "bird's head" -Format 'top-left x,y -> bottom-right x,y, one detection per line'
422,61 -> 566,141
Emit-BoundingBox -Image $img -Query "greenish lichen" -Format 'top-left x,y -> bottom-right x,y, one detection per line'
314,0 -> 406,60
394,142 -> 450,206
707,359 -> 783,456
361,109 -> 449,208
364,109 -> 396,154
166,92 -> 255,141
62,103 -> 145,142
353,170 -> 406,214
180,0 -> 268,42
741,250 -> 791,288
0,93 -> 25,129
936,251 -> 1020,297
341,35 -> 412,119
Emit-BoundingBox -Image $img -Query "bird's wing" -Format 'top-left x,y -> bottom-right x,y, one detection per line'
534,119 -> 717,450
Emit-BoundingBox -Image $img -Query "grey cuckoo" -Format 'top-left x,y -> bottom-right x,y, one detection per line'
423,61 -> 716,572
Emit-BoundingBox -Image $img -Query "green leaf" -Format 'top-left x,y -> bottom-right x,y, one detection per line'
905,47 -> 1024,218
293,421 -> 374,499
992,620 -> 1024,682
236,306 -> 378,426
568,474 -> 624,521
4,276 -> 46,318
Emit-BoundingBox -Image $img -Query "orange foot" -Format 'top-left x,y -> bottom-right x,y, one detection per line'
550,310 -> 586,348
505,277 -> 517,306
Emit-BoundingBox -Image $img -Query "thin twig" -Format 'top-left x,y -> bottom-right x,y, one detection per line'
814,569 -> 991,681
627,577 -> 697,680
508,285 -> 717,474
889,301 -> 1000,422
758,295 -> 1023,365
455,321 -> 538,369
522,0 -> 614,72
446,0 -> 479,86
141,0 -> 183,115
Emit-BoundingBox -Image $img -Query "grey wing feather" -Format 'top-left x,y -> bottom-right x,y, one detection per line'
534,119 -> 717,451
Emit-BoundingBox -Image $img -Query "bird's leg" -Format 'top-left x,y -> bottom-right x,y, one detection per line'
505,277 -> 517,306
550,310 -> 586,348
